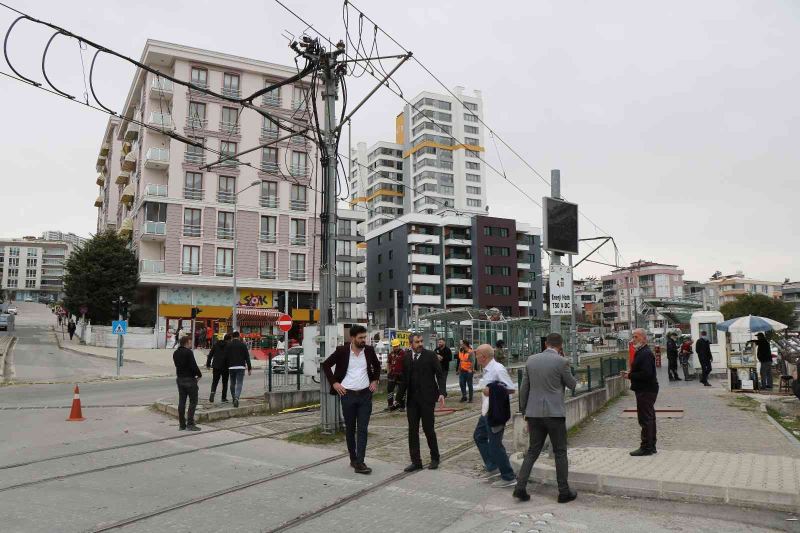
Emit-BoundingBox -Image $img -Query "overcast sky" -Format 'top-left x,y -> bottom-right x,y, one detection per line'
1,0 -> 797,283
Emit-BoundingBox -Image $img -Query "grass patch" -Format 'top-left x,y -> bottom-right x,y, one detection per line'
766,406 -> 800,442
567,390 -> 628,439
727,394 -> 760,412
287,426 -> 346,445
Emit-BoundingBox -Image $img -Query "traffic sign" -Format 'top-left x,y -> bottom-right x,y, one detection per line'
277,314 -> 293,332
112,320 -> 128,335
549,264 -> 573,316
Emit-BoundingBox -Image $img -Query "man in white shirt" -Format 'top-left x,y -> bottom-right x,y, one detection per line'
473,343 -> 517,488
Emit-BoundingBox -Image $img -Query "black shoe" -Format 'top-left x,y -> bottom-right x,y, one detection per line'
221,398 -> 228,403
354,463 -> 372,475
179,426 -> 187,431
675,377 -> 682,381
668,377 -> 675,382
512,488 -> 530,502
186,425 -> 201,432
428,459 -> 439,470
557,489 -> 577,503
350,460 -> 357,468
460,397 -> 467,402
629,448 -> 654,457
703,382 -> 712,387
208,393 -> 215,403
404,463 -> 423,473
233,398 -> 239,407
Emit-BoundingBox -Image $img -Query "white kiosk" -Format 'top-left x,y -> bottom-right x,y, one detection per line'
690,311 -> 726,376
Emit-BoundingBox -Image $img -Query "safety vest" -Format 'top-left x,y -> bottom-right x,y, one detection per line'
458,351 -> 473,372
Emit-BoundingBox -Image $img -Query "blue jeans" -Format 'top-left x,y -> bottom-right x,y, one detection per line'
473,415 -> 515,481
339,390 -> 373,463
229,369 -> 245,399
459,372 -> 473,400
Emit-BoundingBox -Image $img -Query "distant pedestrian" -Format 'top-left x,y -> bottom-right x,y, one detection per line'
194,327 -> 202,350
224,331 -> 252,407
434,338 -> 453,396
402,333 -> 446,472
173,335 -> 202,431
206,333 -> 230,403
472,344 -> 517,489
457,339 -> 476,402
623,328 -> 659,456
679,337 -> 695,381
755,333 -> 772,390
67,319 -> 76,341
321,325 -> 381,475
494,339 -> 507,365
206,325 -> 214,349
173,326 -> 184,349
514,333 -> 577,503
666,333 -> 681,381
696,331 -> 713,386
387,339 -> 407,411
57,315 -> 63,327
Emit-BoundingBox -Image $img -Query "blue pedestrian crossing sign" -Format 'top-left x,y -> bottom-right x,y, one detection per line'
112,320 -> 128,335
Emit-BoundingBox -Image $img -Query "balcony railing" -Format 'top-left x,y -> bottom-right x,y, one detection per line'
186,117 -> 208,130
140,259 -> 165,274
259,268 -> 277,279
181,262 -> 200,275
221,87 -> 241,98
219,121 -> 240,135
289,269 -> 306,281
291,98 -> 306,110
259,231 -> 277,244
215,264 -> 234,276
290,165 -> 308,177
261,128 -> 279,140
290,235 -> 307,246
183,187 -> 203,200
290,136 -> 306,146
144,184 -> 167,197
217,191 -> 235,204
218,155 -> 239,167
184,152 -> 205,165
262,94 -> 281,107
290,199 -> 308,211
259,195 -> 278,208
183,224 -> 202,238
261,161 -> 279,173
216,227 -> 235,240
150,77 -> 173,94
190,80 -> 209,90
148,112 -> 174,130
142,221 -> 166,236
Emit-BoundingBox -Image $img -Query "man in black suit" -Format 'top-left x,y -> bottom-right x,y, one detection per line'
696,331 -> 713,387
403,333 -> 446,472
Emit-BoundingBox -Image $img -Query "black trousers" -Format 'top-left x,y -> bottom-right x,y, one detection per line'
635,391 -> 658,451
516,417 -> 569,493
387,377 -> 406,408
407,397 -> 439,464
340,390 -> 373,463
176,377 -> 199,428
211,368 -> 229,399
699,357 -> 712,383
667,354 -> 679,380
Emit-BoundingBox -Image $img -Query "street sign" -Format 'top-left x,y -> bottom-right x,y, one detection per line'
277,314 -> 293,332
549,264 -> 573,316
112,320 -> 128,335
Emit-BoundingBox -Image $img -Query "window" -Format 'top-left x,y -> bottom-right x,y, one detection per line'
338,219 -> 352,236
388,250 -> 393,260
337,240 -> 356,256
290,253 -> 306,280
464,113 -> 478,122
463,101 -> 478,111
185,137 -> 205,164
466,150 -> 480,158
483,246 -> 510,256
378,272 -> 382,282
26,258 -> 38,267
25,279 -> 36,288
698,324 -> 718,344
484,285 -> 510,296
466,174 -> 480,183
337,261 -> 352,276
292,86 -> 306,108
216,248 -> 234,276
465,125 -> 479,134
183,208 -> 202,237
182,245 -> 200,274
388,230 -> 393,241
290,185 -> 307,210
187,102 -> 206,128
465,161 -> 480,170
260,251 -> 276,279
9,247 -> 19,257
184,172 -> 203,200
6,279 -> 17,287
377,290 -> 382,302
220,107 -> 239,133
190,67 -> 207,87
262,116 -> 279,137
262,83 -> 281,106
377,254 -> 382,264
464,137 -> 479,145
26,268 -> 37,278
290,219 -> 306,245
338,281 -> 353,298
260,215 -> 276,243
291,151 -> 308,176
484,266 -> 510,276
466,186 -> 481,195
389,269 -> 394,279
222,73 -> 240,96
261,147 -> 279,173
220,141 -> 238,166
143,202 -> 167,224
218,175 -> 235,203
466,199 -> 481,207
217,211 -> 235,240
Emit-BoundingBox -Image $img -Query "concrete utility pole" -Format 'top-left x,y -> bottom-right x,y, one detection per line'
569,253 -> 578,365
549,170 -> 562,338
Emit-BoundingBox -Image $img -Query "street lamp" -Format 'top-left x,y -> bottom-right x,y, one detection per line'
231,179 -> 262,332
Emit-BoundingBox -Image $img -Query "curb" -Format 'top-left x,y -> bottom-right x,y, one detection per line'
760,403 -> 800,450
54,332 -> 147,364
153,398 -> 271,423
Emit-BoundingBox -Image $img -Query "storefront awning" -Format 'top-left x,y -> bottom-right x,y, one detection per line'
235,307 -> 283,323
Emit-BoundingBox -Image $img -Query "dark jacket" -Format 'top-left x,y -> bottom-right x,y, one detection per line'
487,381 -> 511,428
402,348 -> 445,405
666,337 -> 678,357
755,338 -> 772,363
696,338 -> 712,362
629,344 -> 659,393
434,345 -> 453,370
223,339 -> 252,370
321,344 -> 381,395
206,340 -> 228,369
173,346 -> 202,379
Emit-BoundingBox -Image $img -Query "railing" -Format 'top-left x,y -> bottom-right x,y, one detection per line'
569,356 -> 627,397
190,81 -> 209,90
216,227 -> 235,240
140,259 -> 165,274
261,128 -> 279,140
221,87 -> 241,98
142,221 -> 166,235
290,235 -> 307,246
215,264 -> 234,276
186,117 -> 208,130
260,161 -> 279,173
217,191 -> 235,204
151,77 -> 173,92
290,165 -> 307,177
183,187 -> 203,200
181,263 -> 200,275
259,268 -> 277,279
259,231 -> 277,244
289,199 -> 307,211
259,195 -> 278,208
144,184 -> 167,197
290,136 -> 306,146
289,269 -> 306,281
219,121 -> 240,135
184,152 -> 205,165
218,155 -> 239,167
291,98 -> 306,110
182,224 -> 202,238
148,112 -> 174,129
262,94 -> 281,107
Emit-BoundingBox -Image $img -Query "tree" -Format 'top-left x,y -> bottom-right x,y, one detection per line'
719,293 -> 796,331
63,230 -> 139,325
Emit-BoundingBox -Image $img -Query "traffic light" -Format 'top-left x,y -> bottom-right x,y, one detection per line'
112,297 -> 130,319
190,307 -> 202,318
120,299 -> 129,320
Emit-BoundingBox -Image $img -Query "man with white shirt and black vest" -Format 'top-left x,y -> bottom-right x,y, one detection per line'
321,325 -> 381,475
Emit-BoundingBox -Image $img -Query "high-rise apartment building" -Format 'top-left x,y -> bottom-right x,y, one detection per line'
0,237 -> 72,301
41,231 -> 88,248
601,261 -> 685,331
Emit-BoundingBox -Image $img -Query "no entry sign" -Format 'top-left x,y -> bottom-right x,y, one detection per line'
277,314 -> 293,332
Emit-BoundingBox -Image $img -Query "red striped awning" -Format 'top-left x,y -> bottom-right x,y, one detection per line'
234,307 -> 282,323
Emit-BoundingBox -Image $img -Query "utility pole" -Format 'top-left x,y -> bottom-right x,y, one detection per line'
569,253 -> 578,365
549,170 -> 562,340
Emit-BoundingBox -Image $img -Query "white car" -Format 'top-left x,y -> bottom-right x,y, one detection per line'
7,307 -> 17,315
273,347 -> 304,373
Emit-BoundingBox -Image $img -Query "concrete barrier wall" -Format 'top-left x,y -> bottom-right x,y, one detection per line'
80,325 -> 156,349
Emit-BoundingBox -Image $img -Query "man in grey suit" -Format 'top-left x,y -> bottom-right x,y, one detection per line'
513,333 -> 577,503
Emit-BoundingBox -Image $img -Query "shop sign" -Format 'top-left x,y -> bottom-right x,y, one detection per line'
239,289 -> 272,308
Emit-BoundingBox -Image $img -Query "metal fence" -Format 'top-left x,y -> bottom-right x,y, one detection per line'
514,356 -> 626,398
263,356 -> 317,392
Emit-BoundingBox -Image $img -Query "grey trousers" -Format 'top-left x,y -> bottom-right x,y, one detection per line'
515,417 -> 569,494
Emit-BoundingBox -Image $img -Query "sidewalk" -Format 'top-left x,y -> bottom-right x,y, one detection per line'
511,363 -> 800,512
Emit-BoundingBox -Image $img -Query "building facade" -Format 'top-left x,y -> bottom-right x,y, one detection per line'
704,272 -> 783,308
335,207 -> 367,327
601,261 -> 685,331
348,141 -> 405,232
573,278 -> 604,324
366,213 -> 542,329
0,237 -> 71,302
41,231 -> 88,248
781,281 -> 800,330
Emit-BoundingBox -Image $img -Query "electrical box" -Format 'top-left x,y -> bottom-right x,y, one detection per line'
302,325 -> 342,377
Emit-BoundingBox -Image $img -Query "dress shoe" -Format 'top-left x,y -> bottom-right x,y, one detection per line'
354,463 -> 372,475
404,463 -> 423,473
674,377 -> 682,381
428,459 -> 439,470
208,393 -> 215,402
512,488 -> 530,501
557,488 -> 577,503
460,397 -> 467,402
703,382 -> 712,387
221,398 -> 228,403
233,398 -> 239,407
186,425 -> 201,432
629,447 -> 654,457
350,460 -> 357,468
178,426 -> 187,431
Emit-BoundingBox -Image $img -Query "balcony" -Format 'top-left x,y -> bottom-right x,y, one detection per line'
115,171 -> 131,185
410,294 -> 441,305
185,117 -> 208,130
124,121 -> 138,141
518,281 -> 532,289
181,262 -> 200,275
444,237 -> 471,247
182,224 -> 202,238
184,152 -> 205,165
290,199 -> 308,211
141,221 -> 166,240
148,112 -> 174,131
261,161 -> 279,173
96,174 -> 105,187
94,195 -> 103,208
216,227 -> 235,240
100,142 -> 110,156
259,231 -> 277,244
183,187 -> 203,201
121,141 -> 132,156
262,93 -> 281,107
139,259 -> 165,274
219,121 -> 240,135
261,127 -> 279,140
409,273 -> 440,285
217,191 -> 235,204
445,297 -> 473,306
215,264 -> 234,277
517,243 -> 530,251
408,253 -> 440,265
444,256 -> 471,266
290,234 -> 307,246
290,165 -> 308,178
149,77 -> 173,98
221,87 -> 241,98
259,268 -> 277,280
445,277 -> 472,286
290,136 -> 306,147
408,233 -> 439,244
289,269 -> 306,281
120,184 -> 135,205
218,155 -> 239,168
144,148 -> 170,169
121,152 -> 137,172
517,262 -> 531,270
259,195 -> 278,208
291,99 -> 306,111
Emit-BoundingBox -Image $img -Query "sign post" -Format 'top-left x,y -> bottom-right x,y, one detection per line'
112,319 -> 127,377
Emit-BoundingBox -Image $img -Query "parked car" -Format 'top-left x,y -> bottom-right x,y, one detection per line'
23,297 -> 33,302
0,313 -> 9,331
7,307 -> 17,315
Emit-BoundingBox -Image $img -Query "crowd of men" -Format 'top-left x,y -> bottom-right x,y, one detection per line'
664,330 -> 714,385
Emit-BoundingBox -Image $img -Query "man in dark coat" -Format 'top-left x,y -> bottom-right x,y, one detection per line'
402,333 -> 446,472
173,335 -> 202,431
696,331 -> 713,386
206,332 -> 230,403
434,338 -> 452,396
666,333 -> 681,381
754,333 -> 773,389
623,328 -> 659,456
223,331 -> 252,407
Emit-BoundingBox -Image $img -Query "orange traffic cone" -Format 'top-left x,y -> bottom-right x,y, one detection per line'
67,384 -> 85,421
